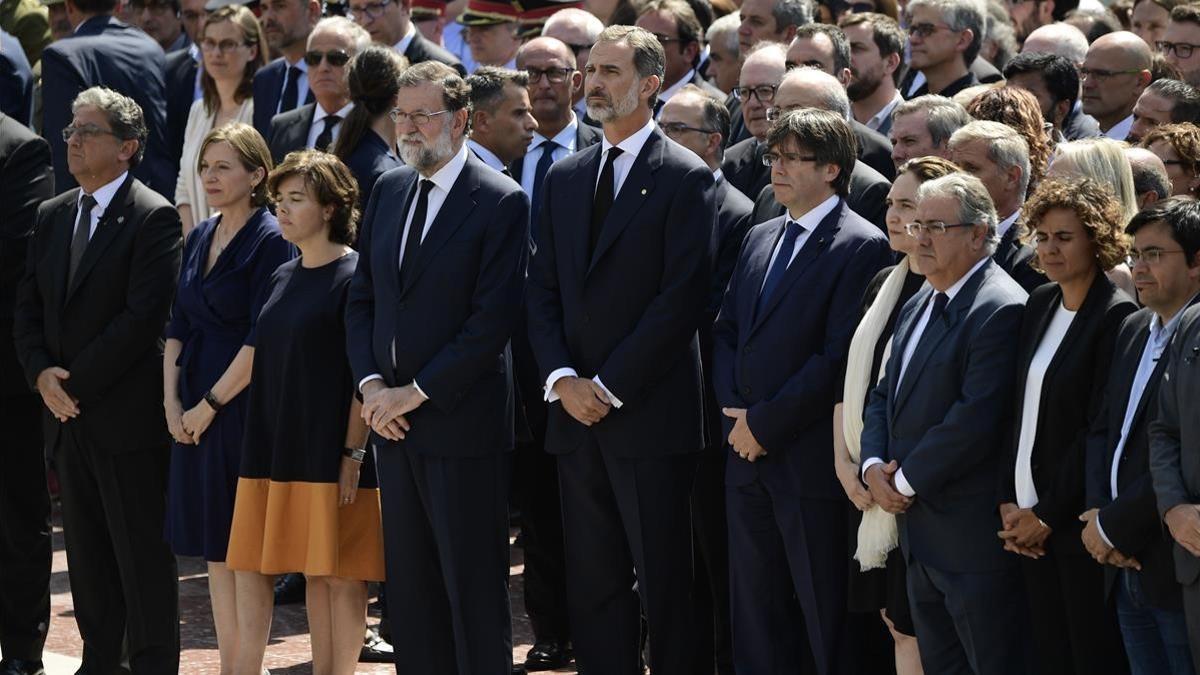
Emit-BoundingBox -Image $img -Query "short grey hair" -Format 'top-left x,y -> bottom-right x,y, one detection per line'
707,12 -> 740,55
1021,22 -> 1089,66
595,25 -> 666,109
542,7 -> 604,42
72,87 -> 148,167
780,66 -> 851,119
948,120 -> 1032,196
310,16 -> 372,55
893,94 -> 972,147
1126,147 -> 1172,201
772,0 -> 815,31
907,0 -> 987,64
917,171 -> 1000,254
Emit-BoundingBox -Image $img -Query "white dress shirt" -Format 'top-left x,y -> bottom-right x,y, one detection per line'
543,117 -> 659,408
1104,114 -> 1134,142
861,255 -> 992,496
356,142 -> 471,397
997,211 -> 1020,241
520,115 -> 580,194
865,91 -> 904,132
655,69 -> 696,118
757,194 -> 838,293
1014,302 -> 1077,508
275,57 -> 309,115
75,171 -> 129,239
306,102 -> 355,150
468,139 -> 509,173
392,23 -> 417,57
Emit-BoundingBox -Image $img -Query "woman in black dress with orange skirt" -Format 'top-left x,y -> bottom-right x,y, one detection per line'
226,150 -> 384,675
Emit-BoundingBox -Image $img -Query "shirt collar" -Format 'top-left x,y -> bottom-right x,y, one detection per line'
866,90 -> 903,131
314,101 -> 354,122
1105,114 -> 1134,141
941,255 -> 991,302
659,69 -> 695,104
468,139 -> 508,172
998,211 -> 1020,239
394,22 -> 418,55
713,168 -> 724,182
189,41 -> 201,62
424,141 -> 470,191
1150,293 -> 1199,344
601,117 -> 656,160
786,193 -> 839,231
529,115 -> 579,154
288,54 -> 309,73
78,171 -> 128,214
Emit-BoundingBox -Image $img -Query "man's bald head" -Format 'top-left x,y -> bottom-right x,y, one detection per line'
1126,146 -> 1172,205
775,66 -> 851,119
1021,22 -> 1089,66
1090,31 -> 1155,70
518,35 -> 577,69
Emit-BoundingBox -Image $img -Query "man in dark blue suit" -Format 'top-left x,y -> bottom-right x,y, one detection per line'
525,25 -> 716,675
0,29 -> 34,126
251,0 -> 319,135
861,172 -> 1031,675
40,0 -> 172,198
345,61 -> 527,675
712,108 -> 891,675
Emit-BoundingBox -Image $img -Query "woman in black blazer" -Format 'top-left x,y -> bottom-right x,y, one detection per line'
330,45 -> 406,217
997,177 -> 1137,675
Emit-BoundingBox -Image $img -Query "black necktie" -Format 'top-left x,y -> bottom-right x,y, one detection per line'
68,194 -> 97,287
590,146 -> 623,255
400,179 -> 435,288
315,114 -> 341,151
280,66 -> 302,113
755,220 -> 802,319
928,291 -> 949,323
529,140 -> 559,239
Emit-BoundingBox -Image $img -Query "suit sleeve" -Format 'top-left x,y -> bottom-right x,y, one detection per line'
13,202 -> 56,389
711,230 -> 745,411
745,234 -> 893,451
593,166 -> 716,406
525,163 -> 575,380
997,298 -> 1039,506
0,135 -> 53,239
345,177 -> 383,386
40,48 -> 86,196
1149,311 -> 1198,518
859,364 -> 891,466
61,203 -> 183,402
414,188 -> 529,411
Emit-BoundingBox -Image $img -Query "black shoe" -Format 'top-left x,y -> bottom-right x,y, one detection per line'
523,641 -> 572,671
359,626 -> 394,663
273,573 -> 306,606
1,660 -> 46,675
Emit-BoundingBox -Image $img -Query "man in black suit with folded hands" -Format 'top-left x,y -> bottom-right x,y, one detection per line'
13,87 -> 182,675
345,61 -> 528,675
525,25 -> 716,675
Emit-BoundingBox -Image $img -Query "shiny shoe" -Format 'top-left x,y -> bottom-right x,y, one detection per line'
523,640 -> 572,671
360,626 -> 394,663
0,660 -> 45,675
273,572 -> 306,605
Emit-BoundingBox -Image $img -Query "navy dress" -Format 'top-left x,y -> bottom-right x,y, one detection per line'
343,129 -> 402,213
164,207 -> 296,561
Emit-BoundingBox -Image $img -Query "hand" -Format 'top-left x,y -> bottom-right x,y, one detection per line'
164,397 -> 192,445
864,461 -> 912,514
724,408 -> 768,462
553,377 -> 611,426
36,367 -> 79,422
1078,509 -> 1112,564
362,384 -> 426,430
180,401 -> 217,443
836,459 -> 874,511
338,456 -> 361,507
1164,504 -> 1200,558
1103,548 -> 1142,570
372,414 -> 410,441
998,505 -> 1051,549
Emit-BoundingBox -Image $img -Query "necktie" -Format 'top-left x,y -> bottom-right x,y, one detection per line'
529,140 -> 559,240
400,179 -> 435,288
928,291 -> 949,324
755,220 -> 802,319
280,66 -> 302,114
68,194 -> 97,287
315,114 -> 341,152
590,146 -> 623,255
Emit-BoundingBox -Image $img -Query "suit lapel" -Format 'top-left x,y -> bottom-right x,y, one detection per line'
66,177 -> 135,302
401,157 -> 481,295
389,171 -> 419,294
748,201 -> 843,334
49,194 -> 77,311
1041,276 -> 1108,387
738,218 -> 784,333
1013,285 -> 1061,399
587,131 -> 664,275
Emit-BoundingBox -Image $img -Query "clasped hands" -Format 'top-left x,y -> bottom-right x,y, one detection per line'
554,377 -> 611,426
37,367 -> 79,423
361,381 -> 424,441
998,503 -> 1051,559
723,408 -> 767,462
1078,508 -> 1141,570
864,460 -> 912,514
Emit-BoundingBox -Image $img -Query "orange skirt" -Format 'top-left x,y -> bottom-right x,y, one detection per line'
225,478 -> 385,581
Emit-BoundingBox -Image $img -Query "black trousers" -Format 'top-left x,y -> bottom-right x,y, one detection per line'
558,438 -> 698,675
0,393 -> 50,662
512,437 -> 570,644
55,426 -> 178,674
376,447 -> 513,675
1185,576 -> 1200,673
691,448 -> 733,675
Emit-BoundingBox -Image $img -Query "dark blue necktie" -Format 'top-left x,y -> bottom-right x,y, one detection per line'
280,66 -> 301,113
755,220 -> 802,318
928,291 -> 949,323
529,140 -> 558,240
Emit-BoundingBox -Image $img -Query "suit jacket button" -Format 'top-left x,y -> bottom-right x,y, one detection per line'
742,385 -> 752,395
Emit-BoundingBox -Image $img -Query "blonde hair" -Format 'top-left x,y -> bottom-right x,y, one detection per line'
1050,138 -> 1138,226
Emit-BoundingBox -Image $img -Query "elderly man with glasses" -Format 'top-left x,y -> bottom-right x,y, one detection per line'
346,0 -> 464,73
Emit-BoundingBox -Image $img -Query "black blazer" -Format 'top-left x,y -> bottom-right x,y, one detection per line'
720,137 -> 767,199
994,219 -> 1047,292
998,277 -> 1136,548
724,93 -> 751,149
251,57 -> 315,137
345,153 -> 528,457
0,114 -> 53,397
508,121 -> 602,180
525,126 -> 716,458
267,103 -> 316,164
852,119 -> 896,180
1062,105 -> 1102,141
0,30 -> 34,126
162,48 -> 197,189
341,129 -> 402,214
713,200 -> 892,496
40,15 -> 173,199
13,175 -> 183,453
749,161 -> 891,231
898,56 -> 998,97
403,33 -> 466,76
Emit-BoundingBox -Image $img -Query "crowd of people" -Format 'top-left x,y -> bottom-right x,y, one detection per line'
4,0 -> 1200,671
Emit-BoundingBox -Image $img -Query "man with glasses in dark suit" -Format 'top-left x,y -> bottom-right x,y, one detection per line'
347,0 -> 464,74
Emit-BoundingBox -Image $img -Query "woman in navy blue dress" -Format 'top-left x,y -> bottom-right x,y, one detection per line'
162,123 -> 295,674
330,45 -> 405,213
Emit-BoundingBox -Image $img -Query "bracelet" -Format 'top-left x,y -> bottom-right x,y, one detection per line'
343,447 -> 366,463
203,390 -> 223,411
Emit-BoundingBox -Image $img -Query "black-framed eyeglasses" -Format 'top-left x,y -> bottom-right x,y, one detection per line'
1157,40 -> 1200,59
732,84 -> 777,103
525,67 -> 574,84
1128,248 -> 1186,265
389,109 -> 450,126
650,32 -> 682,44
200,38 -> 248,54
660,122 -> 719,137
905,220 -> 975,236
304,49 -> 351,67
1079,67 -> 1144,80
762,151 -> 818,166
347,0 -> 391,22
907,22 -> 953,38
61,124 -> 122,142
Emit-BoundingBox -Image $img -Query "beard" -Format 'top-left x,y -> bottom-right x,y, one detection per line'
399,122 -> 456,172
585,81 -> 642,122
846,68 -> 883,102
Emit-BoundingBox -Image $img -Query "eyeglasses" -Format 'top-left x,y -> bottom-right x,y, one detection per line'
905,220 -> 974,236
200,38 -> 248,54
732,84 -> 777,103
1157,40 -> 1200,59
1079,67 -> 1144,80
347,0 -> 391,22
525,67 -> 574,84
389,109 -> 450,126
660,122 -> 719,137
61,124 -> 121,142
762,151 -> 818,166
1127,248 -> 1186,265
649,33 -> 682,44
907,22 -> 953,38
304,49 -> 351,67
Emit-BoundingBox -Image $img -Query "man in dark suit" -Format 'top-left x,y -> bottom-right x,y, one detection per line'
464,67 -> 537,173
841,13 -> 905,139
948,120 -> 1048,292
40,0 -> 172,198
634,0 -> 724,118
713,108 -> 891,675
888,94 -> 972,170
860,171 -> 1030,675
897,0 -> 984,99
0,113 -> 53,675
721,43 -> 785,198
0,29 -> 34,126
345,61 -> 527,675
162,44 -> 198,188
525,25 -> 715,675
12,87 -> 181,675
346,0 -> 464,74
1082,199 -> 1200,674
251,0 -> 319,134
1003,52 -> 1098,143
659,84 -> 751,675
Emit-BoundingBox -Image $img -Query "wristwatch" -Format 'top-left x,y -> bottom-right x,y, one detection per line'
343,447 -> 366,463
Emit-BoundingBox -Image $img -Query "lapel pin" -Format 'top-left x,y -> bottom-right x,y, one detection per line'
117,216 -> 125,224
641,188 -> 647,195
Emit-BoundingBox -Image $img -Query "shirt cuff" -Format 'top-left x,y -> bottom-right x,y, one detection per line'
544,367 -> 578,403
861,457 -> 884,480
894,468 -> 916,497
592,376 -> 623,408
1095,514 -> 1116,550
358,374 -> 383,393
411,380 -> 429,401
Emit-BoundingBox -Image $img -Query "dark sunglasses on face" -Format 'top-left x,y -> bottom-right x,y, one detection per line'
304,49 -> 351,67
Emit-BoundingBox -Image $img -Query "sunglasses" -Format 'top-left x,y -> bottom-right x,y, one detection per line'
304,49 -> 351,67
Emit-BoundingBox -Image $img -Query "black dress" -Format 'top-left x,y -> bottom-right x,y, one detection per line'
226,252 -> 384,580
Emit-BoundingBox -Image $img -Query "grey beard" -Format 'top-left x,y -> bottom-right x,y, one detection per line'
585,83 -> 642,122
399,123 -> 456,172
